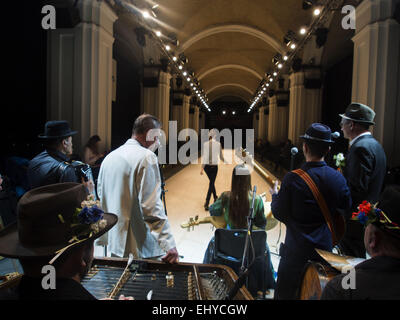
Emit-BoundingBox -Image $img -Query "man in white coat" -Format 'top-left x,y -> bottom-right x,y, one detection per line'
97,114 -> 179,263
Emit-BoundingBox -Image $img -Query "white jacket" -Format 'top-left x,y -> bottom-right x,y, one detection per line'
97,139 -> 176,258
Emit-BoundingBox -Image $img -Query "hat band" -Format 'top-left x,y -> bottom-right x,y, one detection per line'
302,134 -> 332,143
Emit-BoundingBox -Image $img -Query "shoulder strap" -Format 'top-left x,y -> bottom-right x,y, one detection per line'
292,169 -> 338,246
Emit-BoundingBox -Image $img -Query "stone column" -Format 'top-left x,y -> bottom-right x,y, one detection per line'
288,72 -> 306,146
143,70 -> 171,140
351,0 -> 400,167
288,69 -> 322,146
258,106 -> 266,141
268,96 -> 278,145
269,92 -> 289,145
193,106 -> 200,135
276,92 -> 290,144
253,112 -> 259,140
199,111 -> 206,130
182,94 -> 191,136
47,0 -> 117,154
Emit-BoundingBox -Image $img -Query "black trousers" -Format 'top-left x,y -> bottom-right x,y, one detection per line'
274,243 -> 325,300
204,165 -> 218,204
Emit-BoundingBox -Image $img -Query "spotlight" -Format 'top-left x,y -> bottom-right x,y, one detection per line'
142,11 -> 150,19
179,53 -> 188,64
283,55 -> 288,61
273,72 -> 278,76
302,1 -> 315,10
290,43 -> 296,49
155,30 -> 162,37
172,56 -> 177,62
278,63 -> 283,69
168,33 -> 179,47
272,53 -> 282,65
269,78 -> 273,82
283,30 -> 296,46
178,65 -> 183,70
300,27 -> 307,35
183,71 -> 187,76
187,77 -> 190,81
165,45 -> 171,51
314,8 -> 321,16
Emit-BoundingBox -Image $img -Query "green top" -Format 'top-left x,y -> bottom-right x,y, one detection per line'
209,191 -> 266,229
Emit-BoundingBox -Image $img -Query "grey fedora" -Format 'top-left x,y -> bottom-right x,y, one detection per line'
339,103 -> 375,125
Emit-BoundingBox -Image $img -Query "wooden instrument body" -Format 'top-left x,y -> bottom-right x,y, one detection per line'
298,261 -> 339,300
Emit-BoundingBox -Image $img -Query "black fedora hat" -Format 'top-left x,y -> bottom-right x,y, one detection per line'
339,102 -> 375,125
38,120 -> 78,139
300,123 -> 334,144
0,183 -> 117,259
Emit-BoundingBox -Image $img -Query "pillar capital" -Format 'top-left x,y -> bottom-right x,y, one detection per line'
355,0 -> 400,35
78,0 -> 117,35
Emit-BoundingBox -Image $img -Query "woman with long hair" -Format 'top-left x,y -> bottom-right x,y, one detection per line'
203,164 -> 275,296
211,164 -> 266,229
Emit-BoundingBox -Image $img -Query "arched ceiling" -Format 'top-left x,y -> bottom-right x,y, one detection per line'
147,0 -> 313,105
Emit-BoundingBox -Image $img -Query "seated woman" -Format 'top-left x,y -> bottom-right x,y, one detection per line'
203,164 -> 276,294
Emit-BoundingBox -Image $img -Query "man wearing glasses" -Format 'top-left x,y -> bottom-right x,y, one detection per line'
338,103 -> 387,258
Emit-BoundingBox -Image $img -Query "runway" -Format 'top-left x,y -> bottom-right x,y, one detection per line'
162,149 -> 286,268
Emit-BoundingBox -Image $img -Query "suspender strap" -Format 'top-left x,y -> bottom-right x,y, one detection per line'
292,169 -> 338,246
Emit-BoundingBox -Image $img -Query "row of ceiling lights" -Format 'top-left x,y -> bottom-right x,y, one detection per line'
247,1 -> 325,113
140,3 -> 211,112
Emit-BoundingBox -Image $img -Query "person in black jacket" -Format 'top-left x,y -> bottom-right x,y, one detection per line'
27,121 -> 94,194
338,103 -> 387,258
270,123 -> 351,300
321,185 -> 400,300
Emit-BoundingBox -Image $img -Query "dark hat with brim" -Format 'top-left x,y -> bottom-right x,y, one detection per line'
375,185 -> 400,238
300,123 -> 334,144
38,120 -> 78,139
339,103 -> 375,125
0,183 -> 117,259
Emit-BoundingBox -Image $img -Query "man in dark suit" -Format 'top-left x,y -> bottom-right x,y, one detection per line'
338,103 -> 387,258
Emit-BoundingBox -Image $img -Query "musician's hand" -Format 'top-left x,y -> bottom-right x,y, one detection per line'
161,247 -> 179,264
82,178 -> 95,194
118,294 -> 134,300
100,295 -> 134,300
